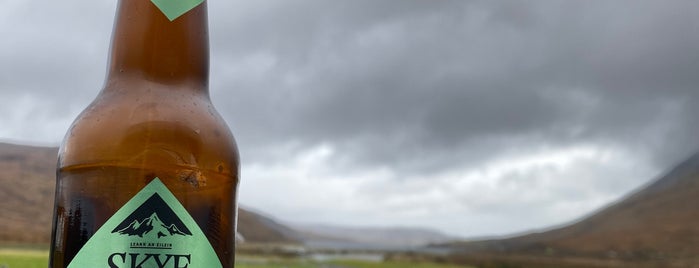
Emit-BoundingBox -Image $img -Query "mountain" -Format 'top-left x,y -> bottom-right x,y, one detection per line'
165,223 -> 188,237
115,212 -> 188,239
0,142 -> 297,245
291,224 -> 456,250
0,143 -> 57,243
237,208 -> 299,244
448,152 -> 699,266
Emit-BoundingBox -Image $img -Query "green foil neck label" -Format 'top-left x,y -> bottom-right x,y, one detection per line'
67,178 -> 222,268
151,0 -> 204,21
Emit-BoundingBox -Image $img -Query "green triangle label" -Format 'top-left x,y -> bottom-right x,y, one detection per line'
151,0 -> 204,21
67,178 -> 222,268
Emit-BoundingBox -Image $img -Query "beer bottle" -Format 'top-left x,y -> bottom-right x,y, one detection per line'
49,0 -> 239,267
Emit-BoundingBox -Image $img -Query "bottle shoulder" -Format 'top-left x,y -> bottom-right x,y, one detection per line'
59,84 -> 239,174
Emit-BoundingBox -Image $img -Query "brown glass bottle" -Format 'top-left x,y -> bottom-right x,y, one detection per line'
49,0 -> 239,267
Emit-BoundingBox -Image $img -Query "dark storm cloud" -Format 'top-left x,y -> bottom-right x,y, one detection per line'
206,0 -> 699,176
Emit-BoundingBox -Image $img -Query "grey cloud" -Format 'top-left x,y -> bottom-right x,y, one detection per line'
1,0 -> 115,140
207,0 -> 699,180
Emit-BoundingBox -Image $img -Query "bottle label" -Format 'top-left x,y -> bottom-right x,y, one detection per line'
67,178 -> 222,268
151,0 -> 204,21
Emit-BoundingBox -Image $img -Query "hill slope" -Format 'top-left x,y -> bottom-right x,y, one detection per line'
0,142 -> 297,244
237,208 -> 299,244
451,152 -> 699,263
0,143 -> 57,243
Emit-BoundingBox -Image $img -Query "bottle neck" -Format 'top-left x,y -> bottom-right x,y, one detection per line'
106,0 -> 209,90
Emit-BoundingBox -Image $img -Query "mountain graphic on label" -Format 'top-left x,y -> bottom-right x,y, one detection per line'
115,212 -> 190,239
111,193 -> 192,238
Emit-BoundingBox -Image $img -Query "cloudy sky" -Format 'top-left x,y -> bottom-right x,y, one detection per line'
2,0 -> 699,238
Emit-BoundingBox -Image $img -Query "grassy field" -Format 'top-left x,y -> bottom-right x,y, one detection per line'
236,258 -> 469,268
0,250 -> 472,268
0,249 -> 47,268
332,260 -> 468,268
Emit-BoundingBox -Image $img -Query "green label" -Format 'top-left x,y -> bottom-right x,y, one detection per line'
151,0 -> 204,21
67,178 -> 222,268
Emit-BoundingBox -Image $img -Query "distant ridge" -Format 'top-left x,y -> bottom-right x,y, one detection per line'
448,151 -> 699,265
291,223 -> 456,249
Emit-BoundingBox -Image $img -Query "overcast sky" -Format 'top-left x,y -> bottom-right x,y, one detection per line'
2,0 -> 699,238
